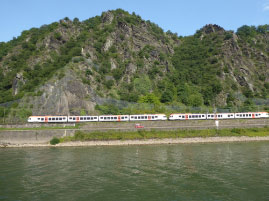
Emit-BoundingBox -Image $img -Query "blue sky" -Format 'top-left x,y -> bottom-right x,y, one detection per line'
1,0 -> 269,42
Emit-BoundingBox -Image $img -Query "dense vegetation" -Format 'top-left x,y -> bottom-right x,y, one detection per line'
0,9 -> 268,120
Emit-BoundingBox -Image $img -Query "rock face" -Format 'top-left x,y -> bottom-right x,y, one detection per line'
30,70 -> 97,115
12,73 -> 25,96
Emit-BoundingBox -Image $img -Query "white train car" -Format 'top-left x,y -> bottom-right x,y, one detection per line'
130,114 -> 167,121
169,113 -> 206,120
27,116 -> 68,123
98,115 -> 129,122
234,112 -> 269,119
206,113 -> 235,120
68,116 -> 99,123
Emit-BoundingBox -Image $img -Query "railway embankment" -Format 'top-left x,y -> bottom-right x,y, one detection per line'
0,119 -> 268,145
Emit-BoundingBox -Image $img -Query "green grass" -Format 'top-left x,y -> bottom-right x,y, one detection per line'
0,124 -> 80,131
59,127 -> 269,143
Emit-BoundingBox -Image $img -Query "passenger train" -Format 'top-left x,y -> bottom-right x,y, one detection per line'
27,112 -> 269,123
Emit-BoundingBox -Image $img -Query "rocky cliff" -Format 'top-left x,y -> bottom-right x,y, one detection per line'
0,9 -> 268,119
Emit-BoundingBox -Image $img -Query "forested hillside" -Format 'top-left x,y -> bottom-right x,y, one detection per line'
0,9 -> 268,121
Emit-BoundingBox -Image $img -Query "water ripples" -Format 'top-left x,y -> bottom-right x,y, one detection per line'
1,142 -> 269,200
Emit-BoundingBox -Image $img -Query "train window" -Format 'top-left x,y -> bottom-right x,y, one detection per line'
138,116 -> 141,119
94,117 -> 97,119
83,117 -> 86,120
69,117 -> 72,119
87,117 -> 90,120
202,115 -> 204,117
49,118 -> 51,120
145,116 -> 148,119
199,115 -> 201,118
59,118 -> 62,120
125,116 -> 128,119
100,117 -> 103,119
152,116 -> 154,119
182,116 -> 184,118
52,118 -> 55,120
104,117 -> 107,120
41,118 -> 44,121
114,117 -> 116,119
38,118 -> 40,120
55,118 -> 58,120
80,117 -> 82,120
73,117 -> 75,120
121,117 -> 124,119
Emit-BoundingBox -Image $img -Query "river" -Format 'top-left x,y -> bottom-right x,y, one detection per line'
1,142 -> 269,201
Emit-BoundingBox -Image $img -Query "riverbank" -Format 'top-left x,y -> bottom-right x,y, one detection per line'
1,121 -> 269,147
2,136 -> 269,148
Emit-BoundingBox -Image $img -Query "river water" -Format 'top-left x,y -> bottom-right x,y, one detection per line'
1,142 -> 269,201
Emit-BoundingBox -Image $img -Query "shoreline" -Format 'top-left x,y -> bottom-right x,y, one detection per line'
2,136 -> 269,148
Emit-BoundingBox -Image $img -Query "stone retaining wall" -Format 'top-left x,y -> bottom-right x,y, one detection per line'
0,129 -> 75,144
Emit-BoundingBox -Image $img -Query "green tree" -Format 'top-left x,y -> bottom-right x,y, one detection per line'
134,75 -> 152,95
138,93 -> 160,104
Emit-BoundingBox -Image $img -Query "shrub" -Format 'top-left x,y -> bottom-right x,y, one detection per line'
50,137 -> 60,145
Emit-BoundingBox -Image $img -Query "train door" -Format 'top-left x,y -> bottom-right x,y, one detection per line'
45,117 -> 48,123
118,116 -> 121,122
252,113 -> 255,119
148,115 -> 151,120
76,117 -> 80,122
185,115 -> 188,120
